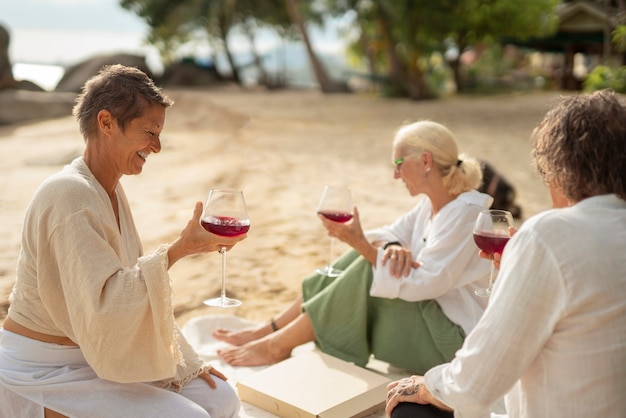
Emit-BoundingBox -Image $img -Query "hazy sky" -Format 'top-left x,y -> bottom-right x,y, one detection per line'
2,0 -> 349,87
0,0 -> 146,33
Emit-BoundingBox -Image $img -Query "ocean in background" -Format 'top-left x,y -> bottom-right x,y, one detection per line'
9,28 -> 352,91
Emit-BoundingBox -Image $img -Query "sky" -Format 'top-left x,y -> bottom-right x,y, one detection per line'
0,0 -> 147,33
1,0 -> 351,89
1,0 -> 154,68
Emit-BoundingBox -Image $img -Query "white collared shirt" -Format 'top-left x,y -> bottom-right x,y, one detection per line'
365,190 -> 493,334
424,194 -> 626,417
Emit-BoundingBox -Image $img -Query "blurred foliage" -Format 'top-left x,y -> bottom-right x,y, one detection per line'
584,65 -> 626,93
120,0 -> 562,98
583,25 -> 626,93
612,25 -> 626,53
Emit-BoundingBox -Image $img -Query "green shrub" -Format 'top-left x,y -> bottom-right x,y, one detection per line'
583,65 -> 626,93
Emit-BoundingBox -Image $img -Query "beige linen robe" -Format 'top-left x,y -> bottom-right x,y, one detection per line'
8,157 -> 207,389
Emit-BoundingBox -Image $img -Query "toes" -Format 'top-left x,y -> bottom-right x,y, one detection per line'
212,328 -> 231,338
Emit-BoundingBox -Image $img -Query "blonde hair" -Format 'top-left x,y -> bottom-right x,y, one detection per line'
393,120 -> 482,195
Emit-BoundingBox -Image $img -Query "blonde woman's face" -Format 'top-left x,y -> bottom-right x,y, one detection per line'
392,145 -> 425,196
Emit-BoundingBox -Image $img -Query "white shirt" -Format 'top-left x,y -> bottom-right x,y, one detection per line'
365,191 -> 493,334
425,194 -> 626,417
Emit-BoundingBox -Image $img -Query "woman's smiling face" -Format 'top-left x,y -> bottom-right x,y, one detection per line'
112,103 -> 165,176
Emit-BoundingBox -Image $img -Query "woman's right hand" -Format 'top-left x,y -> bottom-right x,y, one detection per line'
167,202 -> 247,267
478,226 -> 517,269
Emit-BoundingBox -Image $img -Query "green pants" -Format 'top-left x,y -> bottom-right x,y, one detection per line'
302,249 -> 465,374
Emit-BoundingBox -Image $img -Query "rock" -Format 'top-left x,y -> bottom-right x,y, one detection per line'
158,60 -> 223,87
0,23 -> 16,90
55,53 -> 152,92
15,79 -> 46,92
0,89 -> 76,125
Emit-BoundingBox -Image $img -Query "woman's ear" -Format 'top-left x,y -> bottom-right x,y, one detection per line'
422,151 -> 433,169
96,109 -> 114,134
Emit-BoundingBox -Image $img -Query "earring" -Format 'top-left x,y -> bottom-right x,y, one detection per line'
423,167 -> 431,178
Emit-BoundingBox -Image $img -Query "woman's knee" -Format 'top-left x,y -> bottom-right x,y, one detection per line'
180,377 -> 241,418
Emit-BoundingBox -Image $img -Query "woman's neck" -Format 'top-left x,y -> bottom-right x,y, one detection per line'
429,190 -> 458,216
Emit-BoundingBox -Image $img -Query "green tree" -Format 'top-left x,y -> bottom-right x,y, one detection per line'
121,0 -> 285,85
121,0 -> 346,91
322,0 -> 558,98
446,0 -> 559,92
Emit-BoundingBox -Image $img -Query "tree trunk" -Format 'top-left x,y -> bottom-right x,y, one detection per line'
406,50 -> 433,100
284,0 -> 347,93
450,36 -> 467,93
358,31 -> 379,78
242,21 -> 270,87
217,14 -> 241,84
376,13 -> 404,86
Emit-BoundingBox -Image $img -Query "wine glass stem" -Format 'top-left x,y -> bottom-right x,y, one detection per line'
219,246 -> 227,302
488,263 -> 496,292
328,237 -> 335,269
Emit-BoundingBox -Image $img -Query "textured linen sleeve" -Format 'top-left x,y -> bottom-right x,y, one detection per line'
423,225 -> 565,416
370,201 -> 487,300
153,324 -> 211,391
39,207 -> 183,383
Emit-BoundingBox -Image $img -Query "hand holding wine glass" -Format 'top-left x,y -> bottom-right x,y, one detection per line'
473,209 -> 514,297
478,226 -> 517,270
315,185 -> 354,277
201,189 -> 250,307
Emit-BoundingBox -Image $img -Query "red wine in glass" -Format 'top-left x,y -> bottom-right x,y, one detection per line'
473,231 -> 510,255
318,211 -> 354,223
472,209 -> 514,298
202,215 -> 250,237
315,185 -> 354,277
201,189 -> 250,308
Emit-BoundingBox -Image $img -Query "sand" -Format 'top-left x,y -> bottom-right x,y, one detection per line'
0,86 -> 561,328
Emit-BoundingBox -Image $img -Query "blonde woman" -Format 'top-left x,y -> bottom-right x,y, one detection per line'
215,120 -> 492,378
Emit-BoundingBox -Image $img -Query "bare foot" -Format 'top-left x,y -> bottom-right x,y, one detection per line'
217,337 -> 291,367
212,325 -> 271,346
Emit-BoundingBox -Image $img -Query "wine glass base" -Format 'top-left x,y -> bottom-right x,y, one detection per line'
315,266 -> 342,277
474,288 -> 492,298
203,297 -> 242,308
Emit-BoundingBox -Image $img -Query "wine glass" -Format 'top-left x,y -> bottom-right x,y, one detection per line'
315,185 -> 354,277
472,209 -> 514,298
200,189 -> 250,307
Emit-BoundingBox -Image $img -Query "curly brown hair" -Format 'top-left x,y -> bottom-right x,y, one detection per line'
531,90 -> 626,202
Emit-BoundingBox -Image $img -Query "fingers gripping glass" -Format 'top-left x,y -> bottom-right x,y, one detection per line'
472,209 -> 514,298
315,185 -> 354,277
200,189 -> 250,307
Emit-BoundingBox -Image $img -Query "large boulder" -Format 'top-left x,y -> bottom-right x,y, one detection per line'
55,53 -> 152,92
0,89 -> 75,125
158,60 -> 223,87
0,23 -> 16,90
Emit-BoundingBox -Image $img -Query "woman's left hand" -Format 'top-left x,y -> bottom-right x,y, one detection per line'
199,367 -> 228,389
382,246 -> 419,278
386,375 -> 426,416
386,375 -> 452,417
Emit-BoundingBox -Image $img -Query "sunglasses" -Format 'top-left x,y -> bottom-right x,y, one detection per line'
393,152 -> 422,171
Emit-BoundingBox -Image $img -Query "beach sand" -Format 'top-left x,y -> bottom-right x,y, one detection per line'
0,86 -> 559,328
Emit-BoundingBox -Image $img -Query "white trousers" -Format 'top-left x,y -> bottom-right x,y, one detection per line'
0,330 -> 240,418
